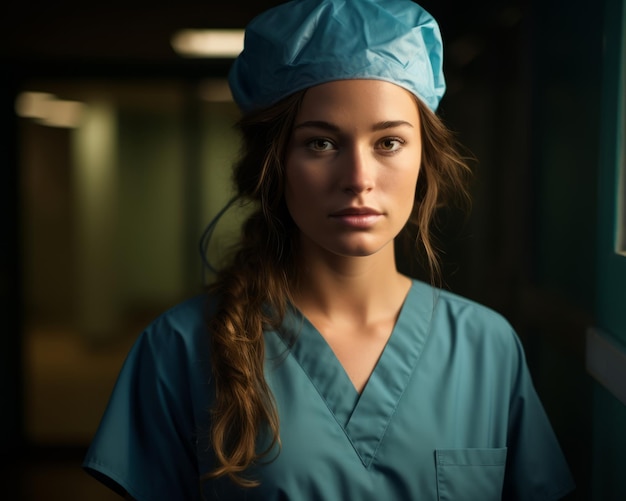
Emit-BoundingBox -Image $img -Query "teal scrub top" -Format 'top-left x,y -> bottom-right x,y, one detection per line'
83,280 -> 575,500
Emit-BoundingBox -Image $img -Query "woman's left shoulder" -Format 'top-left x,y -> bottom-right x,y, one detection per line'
411,280 -> 521,353
439,288 -> 512,328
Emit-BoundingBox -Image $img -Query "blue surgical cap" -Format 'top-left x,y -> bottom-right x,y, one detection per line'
228,0 -> 445,113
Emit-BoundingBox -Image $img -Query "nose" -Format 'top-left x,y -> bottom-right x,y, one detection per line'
340,145 -> 375,194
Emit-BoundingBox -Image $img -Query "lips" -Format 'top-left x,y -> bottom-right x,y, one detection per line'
329,207 -> 383,229
330,207 -> 382,217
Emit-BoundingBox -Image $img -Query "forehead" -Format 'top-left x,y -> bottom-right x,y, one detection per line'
296,79 -> 420,124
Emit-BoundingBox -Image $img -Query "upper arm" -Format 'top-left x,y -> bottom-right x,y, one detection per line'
502,332 -> 576,499
83,303 -> 212,500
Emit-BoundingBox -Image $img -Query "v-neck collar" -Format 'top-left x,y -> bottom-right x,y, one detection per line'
278,280 -> 435,467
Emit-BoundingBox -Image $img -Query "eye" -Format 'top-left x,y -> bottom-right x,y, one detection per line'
377,137 -> 405,153
306,138 -> 335,152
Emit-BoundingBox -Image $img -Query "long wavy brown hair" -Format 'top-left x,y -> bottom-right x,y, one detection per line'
204,89 -> 472,487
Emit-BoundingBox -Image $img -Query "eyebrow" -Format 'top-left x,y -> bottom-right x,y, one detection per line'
293,120 -> 414,132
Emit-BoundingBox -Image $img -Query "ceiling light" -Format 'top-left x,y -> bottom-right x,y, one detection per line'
171,29 -> 244,58
15,91 -> 85,128
15,92 -> 55,120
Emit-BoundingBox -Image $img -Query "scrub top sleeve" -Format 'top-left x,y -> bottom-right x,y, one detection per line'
83,314 -> 203,501
503,331 -> 575,500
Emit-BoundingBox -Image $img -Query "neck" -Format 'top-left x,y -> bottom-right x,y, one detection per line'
292,240 -> 411,326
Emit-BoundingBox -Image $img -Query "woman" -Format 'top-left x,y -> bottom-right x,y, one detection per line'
84,0 -> 575,499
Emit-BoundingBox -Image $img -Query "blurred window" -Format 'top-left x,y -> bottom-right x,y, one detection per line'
596,0 -> 626,345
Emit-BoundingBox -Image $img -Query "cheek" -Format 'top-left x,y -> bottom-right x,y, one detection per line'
284,164 -> 306,206
284,160 -> 317,217
394,165 -> 421,202
285,157 -> 330,199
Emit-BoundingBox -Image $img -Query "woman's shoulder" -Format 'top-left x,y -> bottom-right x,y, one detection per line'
149,293 -> 211,326
132,292 -> 216,360
410,279 -> 520,352
439,286 -> 511,327
411,279 -> 510,323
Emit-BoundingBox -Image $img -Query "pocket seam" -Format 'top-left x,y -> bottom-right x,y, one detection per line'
435,448 -> 508,501
436,447 -> 507,466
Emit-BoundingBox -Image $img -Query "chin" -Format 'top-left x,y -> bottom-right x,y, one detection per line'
326,237 -> 392,258
298,230 -> 396,260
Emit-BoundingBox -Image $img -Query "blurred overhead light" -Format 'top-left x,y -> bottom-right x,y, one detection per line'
15,92 -> 55,119
171,29 -> 244,58
15,91 -> 85,128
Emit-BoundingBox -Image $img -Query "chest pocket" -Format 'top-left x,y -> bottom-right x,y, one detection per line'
435,448 -> 507,501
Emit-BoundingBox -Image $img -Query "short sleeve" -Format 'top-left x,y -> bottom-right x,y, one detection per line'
503,332 -> 576,500
83,298 -> 211,501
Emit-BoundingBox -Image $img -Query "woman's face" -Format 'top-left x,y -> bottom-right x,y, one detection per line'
284,79 -> 422,260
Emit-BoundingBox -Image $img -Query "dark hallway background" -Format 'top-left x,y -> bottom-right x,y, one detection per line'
1,0 -> 624,499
